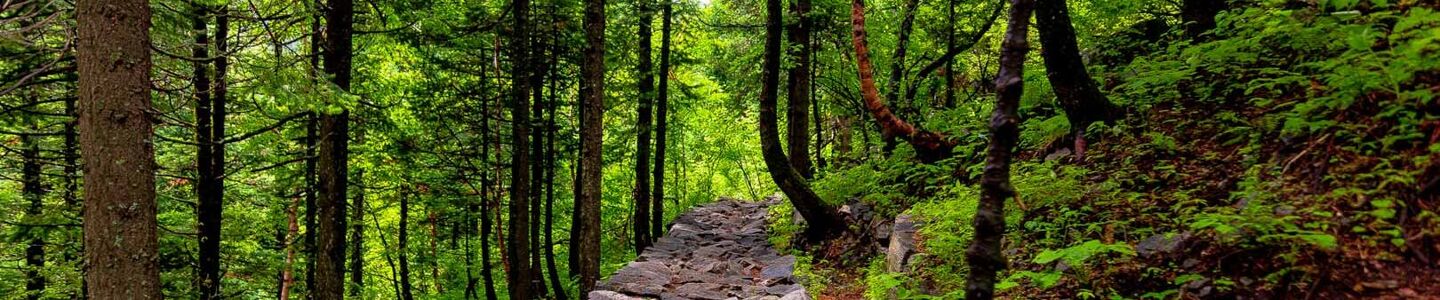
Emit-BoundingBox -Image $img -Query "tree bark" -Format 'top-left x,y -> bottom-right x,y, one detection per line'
762,0 -> 845,241
543,40 -> 567,299
576,0 -> 607,294
787,0 -> 814,178
528,36 -> 548,296
23,125 -> 45,300
652,0 -> 674,241
76,0 -> 161,296
506,0 -> 535,295
281,197 -> 302,300
317,0 -> 355,298
1035,0 -> 1117,159
849,0 -> 958,162
965,0 -> 1030,298
350,167 -> 365,297
633,0 -> 656,254
399,185 -> 415,300
304,113 -> 318,300
480,54 -> 500,300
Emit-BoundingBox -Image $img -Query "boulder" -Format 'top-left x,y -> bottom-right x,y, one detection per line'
885,214 -> 921,272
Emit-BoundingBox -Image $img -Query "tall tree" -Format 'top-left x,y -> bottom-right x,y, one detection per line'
762,0 -> 845,241
506,0 -> 535,296
652,0 -> 674,241
480,46 -> 500,300
575,0 -> 607,293
398,182 -> 415,300
76,0 -> 161,296
965,0 -> 1031,298
317,0 -> 356,297
543,39 -> 567,299
22,124 -> 44,300
849,0 -> 959,162
787,0 -> 815,178
633,0 -> 657,254
1034,0 -> 1118,160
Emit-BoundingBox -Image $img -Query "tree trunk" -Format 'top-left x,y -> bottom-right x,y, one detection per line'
304,113 -> 319,300
965,0 -> 1031,298
350,167 -> 365,297
652,0 -> 674,241
849,0 -> 958,163
399,186 -> 415,300
787,0 -> 814,178
1035,0 -> 1117,159
428,212 -> 443,294
633,0 -> 656,254
480,55 -> 500,300
762,0 -> 845,241
23,126 -> 45,300
506,0 -> 535,295
529,43 -> 548,296
543,41 -> 567,299
576,0 -> 607,293
884,0 -> 920,116
76,0 -> 161,296
317,0 -> 355,298
281,197 -> 302,300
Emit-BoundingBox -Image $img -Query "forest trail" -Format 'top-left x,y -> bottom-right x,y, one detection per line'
589,199 -> 810,300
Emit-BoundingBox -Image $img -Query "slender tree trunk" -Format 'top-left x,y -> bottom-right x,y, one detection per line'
22,126 -> 45,300
281,197 -> 302,300
480,55 -> 500,300
507,0 -> 535,295
652,0 -> 673,240
812,40 -> 825,171
944,0 -> 957,108
529,43 -> 548,296
213,9 -> 231,296
62,75 -> 81,300
304,10 -> 322,299
317,0 -> 355,297
543,41 -> 567,299
304,113 -> 319,300
762,0 -> 845,241
633,0 -> 656,254
428,212 -> 442,294
965,0 -> 1031,298
190,5 -> 219,298
76,0 -> 160,296
350,166 -> 365,297
849,0 -> 958,162
884,0 -> 920,117
1034,0 -> 1117,160
399,186 -> 415,300
786,0 -> 814,179
576,0 -> 607,293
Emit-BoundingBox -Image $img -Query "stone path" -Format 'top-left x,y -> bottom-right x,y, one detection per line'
589,199 -> 810,300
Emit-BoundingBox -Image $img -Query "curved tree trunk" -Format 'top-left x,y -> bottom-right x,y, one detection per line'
849,0 -> 959,163
965,0 -> 1031,298
76,0 -> 161,296
1035,0 -> 1118,160
762,0 -> 845,241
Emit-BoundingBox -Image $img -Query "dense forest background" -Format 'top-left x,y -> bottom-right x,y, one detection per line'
2,0 -> 1438,298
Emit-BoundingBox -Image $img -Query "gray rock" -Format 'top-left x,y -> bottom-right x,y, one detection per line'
674,283 -> 730,300
1136,232 -> 1191,258
886,214 -> 920,272
589,290 -> 645,300
779,290 -> 810,300
765,284 -> 802,295
760,256 -> 796,280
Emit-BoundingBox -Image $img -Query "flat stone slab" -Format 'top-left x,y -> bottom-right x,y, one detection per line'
591,198 -> 810,300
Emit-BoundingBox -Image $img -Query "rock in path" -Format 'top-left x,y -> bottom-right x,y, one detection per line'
590,198 -> 810,300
